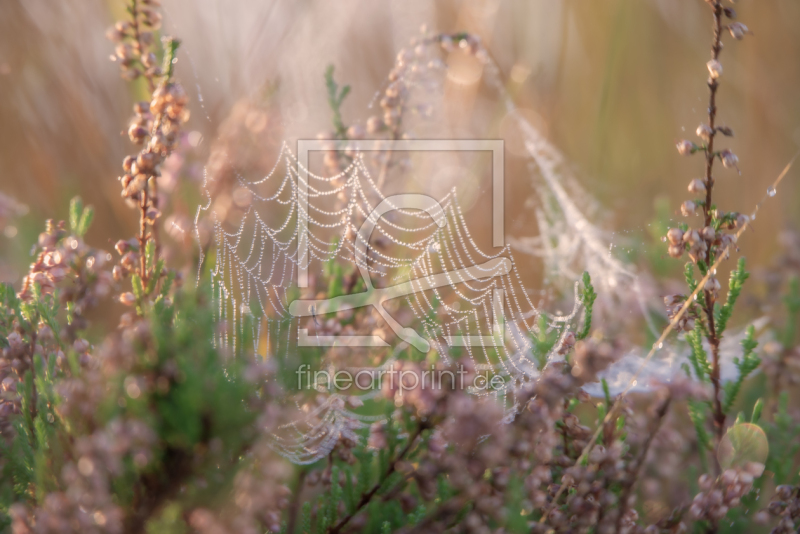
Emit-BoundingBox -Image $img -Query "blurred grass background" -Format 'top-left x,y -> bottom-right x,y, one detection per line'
0,0 -> 797,291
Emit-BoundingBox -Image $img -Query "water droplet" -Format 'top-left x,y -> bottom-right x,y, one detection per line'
767,186 -> 776,197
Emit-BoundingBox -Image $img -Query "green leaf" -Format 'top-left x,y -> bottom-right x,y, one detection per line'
69,197 -> 83,232
751,398 -> 764,424
688,400 -> 712,452
687,321 -> 711,381
145,240 -> 156,272
576,271 -> 597,341
76,206 -> 94,237
722,325 -> 760,414
324,65 -> 350,138
147,259 -> 165,294
132,274 -> 144,300
716,257 -> 749,336
601,378 -> 611,408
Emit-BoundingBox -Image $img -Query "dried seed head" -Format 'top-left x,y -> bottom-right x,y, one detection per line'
688,178 -> 707,194
676,140 -> 696,156
707,59 -> 723,79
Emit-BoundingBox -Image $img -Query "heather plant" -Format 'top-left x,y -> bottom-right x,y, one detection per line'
1,1 -> 800,534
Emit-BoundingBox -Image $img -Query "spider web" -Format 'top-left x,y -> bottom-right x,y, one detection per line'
193,29 -> 652,464
197,145 -> 585,463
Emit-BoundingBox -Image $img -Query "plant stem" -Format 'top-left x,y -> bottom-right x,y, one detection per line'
703,0 -> 725,466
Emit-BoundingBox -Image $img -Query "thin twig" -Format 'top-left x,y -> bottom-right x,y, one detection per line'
615,396 -> 672,533
702,0 -> 726,466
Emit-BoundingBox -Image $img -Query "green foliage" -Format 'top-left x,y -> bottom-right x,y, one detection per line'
715,257 -> 749,336
576,271 -> 597,341
782,276 -> 800,348
687,320 -> 711,382
530,314 -> 558,369
688,400 -> 711,470
765,392 -> 800,484
722,325 -> 760,414
69,196 -> 94,237
325,65 -> 351,138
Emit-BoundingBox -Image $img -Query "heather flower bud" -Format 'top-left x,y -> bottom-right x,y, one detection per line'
676,140 -> 697,156
119,292 -> 136,306
440,35 -> 454,51
704,277 -> 721,293
707,59 -> 723,79
688,178 -> 707,194
122,155 -> 135,173
128,124 -> 147,144
106,27 -> 125,42
145,208 -> 161,223
142,52 -> 157,69
668,245 -> 684,258
681,200 -> 697,216
115,240 -> 130,255
139,31 -> 154,46
346,124 -> 365,139
667,228 -> 684,245
734,213 -> 749,228
115,43 -> 134,62
728,22 -> 749,40
701,226 -> 716,241
684,229 -> 701,245
776,485 -> 794,500
717,125 -> 734,137
136,152 -> 156,173
720,149 -> 739,170
696,124 -> 713,142
134,101 -> 150,115
557,331 -> 576,355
